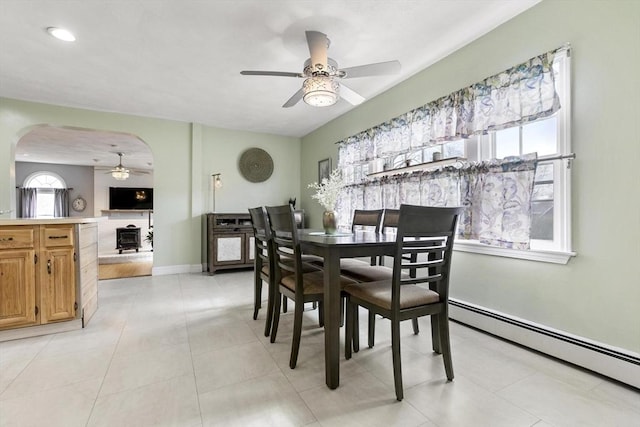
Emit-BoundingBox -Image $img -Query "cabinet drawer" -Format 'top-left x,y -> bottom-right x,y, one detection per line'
42,225 -> 74,247
0,228 -> 35,249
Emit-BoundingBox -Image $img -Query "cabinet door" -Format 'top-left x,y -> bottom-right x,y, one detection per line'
0,249 -> 37,329
246,234 -> 255,263
212,233 -> 245,265
40,247 -> 76,323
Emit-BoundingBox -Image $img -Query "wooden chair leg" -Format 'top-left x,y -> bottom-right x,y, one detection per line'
352,306 -> 360,352
263,278 -> 275,337
438,312 -> 454,380
368,311 -> 376,348
411,317 -> 419,335
318,301 -> 324,327
431,314 -> 441,354
391,318 -> 404,401
289,297 -> 305,369
253,275 -> 262,320
270,291 -> 282,343
283,296 -> 288,313
345,298 -> 353,360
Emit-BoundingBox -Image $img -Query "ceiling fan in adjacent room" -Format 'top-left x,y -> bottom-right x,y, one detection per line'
240,30 -> 401,108
98,152 -> 150,181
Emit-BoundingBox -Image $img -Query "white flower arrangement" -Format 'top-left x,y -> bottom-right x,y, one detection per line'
308,168 -> 344,211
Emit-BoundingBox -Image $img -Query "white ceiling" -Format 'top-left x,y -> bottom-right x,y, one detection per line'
0,0 -> 540,169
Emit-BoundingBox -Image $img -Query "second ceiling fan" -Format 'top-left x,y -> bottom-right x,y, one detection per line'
240,31 -> 401,108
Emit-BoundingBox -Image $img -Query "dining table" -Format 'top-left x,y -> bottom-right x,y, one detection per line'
298,229 -> 397,389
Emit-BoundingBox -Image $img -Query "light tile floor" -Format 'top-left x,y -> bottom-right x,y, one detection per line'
1,271 -> 638,427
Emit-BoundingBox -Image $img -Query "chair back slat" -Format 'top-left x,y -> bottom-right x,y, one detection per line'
266,205 -> 304,290
249,206 -> 273,267
391,205 -> 461,309
352,209 -> 384,233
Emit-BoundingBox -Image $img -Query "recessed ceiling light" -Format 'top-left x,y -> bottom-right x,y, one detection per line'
46,27 -> 76,42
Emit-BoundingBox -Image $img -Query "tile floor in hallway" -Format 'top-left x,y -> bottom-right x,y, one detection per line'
0,271 -> 638,427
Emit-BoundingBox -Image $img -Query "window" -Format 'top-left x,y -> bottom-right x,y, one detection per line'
455,49 -> 572,257
24,171 -> 66,218
336,48 -> 572,263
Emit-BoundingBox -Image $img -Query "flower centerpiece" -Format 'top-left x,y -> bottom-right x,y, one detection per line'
308,168 -> 344,234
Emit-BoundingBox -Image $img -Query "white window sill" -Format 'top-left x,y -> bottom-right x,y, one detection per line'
454,240 -> 576,264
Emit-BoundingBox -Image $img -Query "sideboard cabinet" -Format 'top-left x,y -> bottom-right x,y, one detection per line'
205,213 -> 255,274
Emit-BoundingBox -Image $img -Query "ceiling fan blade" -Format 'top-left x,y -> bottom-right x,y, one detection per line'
282,88 -> 304,108
240,70 -> 303,78
339,83 -> 366,106
306,31 -> 329,73
339,60 -> 401,79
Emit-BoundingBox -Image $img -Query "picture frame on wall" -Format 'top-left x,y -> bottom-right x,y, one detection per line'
318,158 -> 331,182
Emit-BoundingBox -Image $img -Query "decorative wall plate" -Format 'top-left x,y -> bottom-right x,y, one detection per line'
238,148 -> 274,183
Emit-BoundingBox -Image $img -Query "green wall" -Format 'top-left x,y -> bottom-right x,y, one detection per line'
301,0 -> 640,353
0,98 -> 302,271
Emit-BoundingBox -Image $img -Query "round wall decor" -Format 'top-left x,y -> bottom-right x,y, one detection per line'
238,148 -> 274,183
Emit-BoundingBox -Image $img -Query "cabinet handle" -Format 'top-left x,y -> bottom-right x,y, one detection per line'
47,260 -> 51,274
48,235 -> 68,239
0,237 -> 14,242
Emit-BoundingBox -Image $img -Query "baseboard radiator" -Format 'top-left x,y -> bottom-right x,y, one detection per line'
449,299 -> 640,389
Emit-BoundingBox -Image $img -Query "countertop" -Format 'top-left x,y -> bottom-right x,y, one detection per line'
0,217 -> 104,226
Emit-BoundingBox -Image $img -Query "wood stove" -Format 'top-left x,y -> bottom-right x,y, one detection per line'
116,225 -> 141,254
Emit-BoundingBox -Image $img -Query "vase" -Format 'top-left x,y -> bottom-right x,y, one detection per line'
322,210 -> 337,235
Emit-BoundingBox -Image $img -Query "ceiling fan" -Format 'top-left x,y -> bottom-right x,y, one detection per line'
99,152 -> 150,181
240,31 -> 401,108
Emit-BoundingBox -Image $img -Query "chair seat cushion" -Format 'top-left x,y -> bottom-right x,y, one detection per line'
344,281 -> 440,310
341,264 -> 394,282
281,270 -> 356,295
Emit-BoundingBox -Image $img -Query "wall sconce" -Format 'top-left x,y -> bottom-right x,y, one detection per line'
211,173 -> 222,212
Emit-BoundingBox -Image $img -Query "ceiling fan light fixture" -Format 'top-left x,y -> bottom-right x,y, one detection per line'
111,167 -> 130,181
303,76 -> 339,107
46,27 -> 76,42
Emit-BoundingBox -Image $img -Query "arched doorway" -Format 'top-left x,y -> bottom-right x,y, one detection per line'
15,125 -> 154,279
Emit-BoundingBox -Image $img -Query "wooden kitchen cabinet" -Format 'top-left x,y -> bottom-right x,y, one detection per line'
0,248 -> 37,329
0,221 -> 99,335
39,224 -> 76,323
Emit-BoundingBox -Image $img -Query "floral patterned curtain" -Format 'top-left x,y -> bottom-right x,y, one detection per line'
458,154 -> 538,249
334,47 -> 563,248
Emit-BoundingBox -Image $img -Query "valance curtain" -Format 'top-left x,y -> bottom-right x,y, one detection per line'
335,47 -> 562,249
18,188 -> 37,218
53,188 -> 70,217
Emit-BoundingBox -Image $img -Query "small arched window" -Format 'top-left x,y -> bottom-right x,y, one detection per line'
24,172 -> 66,218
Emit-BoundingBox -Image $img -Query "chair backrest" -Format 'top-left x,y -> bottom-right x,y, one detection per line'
266,205 -> 303,290
248,206 -> 272,273
382,208 -> 400,229
352,209 -> 384,233
392,205 -> 462,307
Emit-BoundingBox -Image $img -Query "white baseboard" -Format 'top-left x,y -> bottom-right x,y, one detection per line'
152,263 -> 203,276
449,299 -> 640,389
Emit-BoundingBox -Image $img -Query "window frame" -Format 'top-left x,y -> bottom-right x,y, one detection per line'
454,49 -> 574,263
23,171 -> 67,218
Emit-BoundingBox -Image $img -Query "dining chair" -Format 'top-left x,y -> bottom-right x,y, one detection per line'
266,204 -> 356,369
350,209 -> 384,265
248,207 -> 278,337
344,204 -> 462,400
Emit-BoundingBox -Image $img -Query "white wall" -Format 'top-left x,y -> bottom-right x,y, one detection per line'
300,0 -> 640,356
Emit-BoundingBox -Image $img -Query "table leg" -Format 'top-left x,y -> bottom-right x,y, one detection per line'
324,249 -> 341,389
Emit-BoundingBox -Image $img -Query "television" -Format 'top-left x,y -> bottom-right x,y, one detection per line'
109,187 -> 153,210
